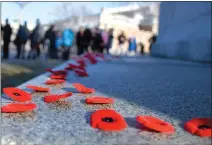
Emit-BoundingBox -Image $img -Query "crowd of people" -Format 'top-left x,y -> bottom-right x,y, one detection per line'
1,18 -> 157,60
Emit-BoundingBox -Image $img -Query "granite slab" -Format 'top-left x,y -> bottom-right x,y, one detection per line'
1,56 -> 211,145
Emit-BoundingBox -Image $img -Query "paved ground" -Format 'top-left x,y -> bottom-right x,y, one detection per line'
1,56 -> 211,145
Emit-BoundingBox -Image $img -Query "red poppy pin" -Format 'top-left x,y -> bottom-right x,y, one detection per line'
1,103 -> 37,113
26,85 -> 50,92
68,63 -> 85,70
136,116 -> 175,134
86,96 -> 114,104
45,79 -> 65,85
44,92 -> 72,103
46,68 -> 67,75
74,69 -> 88,77
90,109 -> 127,131
3,87 -> 32,102
184,118 -> 212,137
72,83 -> 95,93
50,74 -> 66,80
76,58 -> 86,67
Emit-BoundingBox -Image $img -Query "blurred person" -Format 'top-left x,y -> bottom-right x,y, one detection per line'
149,34 -> 157,54
1,24 -> 3,39
83,26 -> 92,52
105,28 -> 114,54
44,25 -> 57,59
117,31 -> 126,55
61,28 -> 74,60
2,19 -> 12,59
1,25 -> 4,51
91,27 -> 103,53
139,42 -> 145,55
76,27 -> 85,55
14,21 -> 29,59
128,34 -> 137,55
55,30 -> 63,59
28,19 -> 44,59
101,29 -> 109,53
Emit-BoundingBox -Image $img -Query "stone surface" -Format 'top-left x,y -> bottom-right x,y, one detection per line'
151,2 -> 211,62
1,56 -> 211,145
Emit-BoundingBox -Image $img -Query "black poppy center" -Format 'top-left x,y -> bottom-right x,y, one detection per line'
102,117 -> 114,123
13,93 -> 21,96
198,125 -> 210,129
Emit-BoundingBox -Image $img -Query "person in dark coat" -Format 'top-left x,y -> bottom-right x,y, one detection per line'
117,31 -> 126,55
139,42 -> 144,55
83,26 -> 92,52
44,25 -> 57,59
3,19 -> 12,59
28,19 -> 44,59
15,21 -> 29,59
149,34 -> 157,54
76,27 -> 85,55
106,28 -> 114,54
91,27 -> 103,53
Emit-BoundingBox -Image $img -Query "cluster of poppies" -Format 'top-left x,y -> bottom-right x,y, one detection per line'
1,52 -> 211,138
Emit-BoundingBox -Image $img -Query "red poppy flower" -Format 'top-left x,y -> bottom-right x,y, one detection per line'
68,63 -> 85,70
72,83 -> 95,93
26,85 -> 50,92
91,109 -> 127,131
44,92 -> 72,103
136,116 -> 175,134
46,68 -> 67,75
1,103 -> 37,113
3,87 -> 32,102
86,97 -> 114,104
184,118 -> 212,137
74,69 -> 88,77
84,53 -> 97,64
76,58 -> 86,67
45,79 -> 65,85
50,74 -> 66,80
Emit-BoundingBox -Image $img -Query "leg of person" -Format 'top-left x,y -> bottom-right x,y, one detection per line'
84,45 -> 88,53
3,41 -> 9,59
21,43 -> 26,59
36,43 -> 40,58
79,45 -> 84,55
77,46 -> 80,55
62,47 -> 70,60
16,43 -> 21,59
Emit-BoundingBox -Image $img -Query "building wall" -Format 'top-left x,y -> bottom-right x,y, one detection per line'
151,2 -> 211,62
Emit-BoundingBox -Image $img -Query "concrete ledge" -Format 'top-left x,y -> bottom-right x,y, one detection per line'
1,56 -> 211,145
151,39 -> 212,63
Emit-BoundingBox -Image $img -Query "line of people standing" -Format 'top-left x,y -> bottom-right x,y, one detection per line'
1,18 -> 74,60
76,27 -> 114,55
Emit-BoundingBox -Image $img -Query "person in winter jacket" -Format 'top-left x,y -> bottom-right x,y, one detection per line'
2,19 -> 12,59
128,36 -> 137,53
61,28 -> 74,60
91,27 -> 103,53
76,27 -> 85,55
44,25 -> 57,59
15,21 -> 29,59
28,19 -> 44,59
83,26 -> 92,52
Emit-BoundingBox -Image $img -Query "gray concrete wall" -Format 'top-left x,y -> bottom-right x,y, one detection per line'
151,2 -> 211,62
